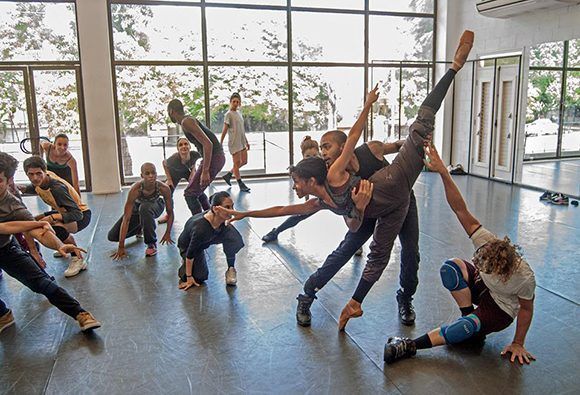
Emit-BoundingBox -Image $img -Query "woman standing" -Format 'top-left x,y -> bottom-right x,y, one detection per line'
220,93 -> 251,193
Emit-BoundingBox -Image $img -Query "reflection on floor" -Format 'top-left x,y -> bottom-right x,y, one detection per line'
522,159 -> 580,198
1,174 -> 579,394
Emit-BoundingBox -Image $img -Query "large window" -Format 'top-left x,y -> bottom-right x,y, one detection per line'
109,0 -> 435,181
526,39 -> 580,159
0,1 -> 89,188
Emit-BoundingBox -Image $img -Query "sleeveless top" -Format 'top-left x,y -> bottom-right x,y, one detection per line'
181,117 -> 223,156
35,171 -> 89,212
317,174 -> 361,218
137,180 -> 162,203
46,145 -> 73,186
354,144 -> 388,180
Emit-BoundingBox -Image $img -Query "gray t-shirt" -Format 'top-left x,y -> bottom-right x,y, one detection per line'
224,110 -> 248,154
471,226 -> 536,318
0,191 -> 34,247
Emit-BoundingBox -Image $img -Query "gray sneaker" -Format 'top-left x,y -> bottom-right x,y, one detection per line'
64,256 -> 87,278
225,267 -> 237,286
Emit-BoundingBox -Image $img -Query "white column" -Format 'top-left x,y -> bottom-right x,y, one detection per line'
76,0 -> 121,194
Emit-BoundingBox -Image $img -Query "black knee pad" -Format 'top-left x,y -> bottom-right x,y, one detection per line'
53,226 -> 70,242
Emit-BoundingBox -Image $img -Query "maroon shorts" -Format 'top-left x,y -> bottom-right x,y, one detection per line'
464,260 -> 514,335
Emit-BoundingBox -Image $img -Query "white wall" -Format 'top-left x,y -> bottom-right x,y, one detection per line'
76,0 -> 121,194
442,0 -> 580,179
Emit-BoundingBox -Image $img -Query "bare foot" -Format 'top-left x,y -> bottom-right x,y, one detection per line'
338,299 -> 363,331
452,30 -> 474,72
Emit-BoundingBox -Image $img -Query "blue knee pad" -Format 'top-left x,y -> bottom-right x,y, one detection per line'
440,314 -> 481,344
440,260 -> 468,291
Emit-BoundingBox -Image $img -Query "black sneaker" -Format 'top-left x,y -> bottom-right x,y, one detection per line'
261,229 -> 279,243
384,337 -> 417,364
539,191 -> 553,201
223,172 -> 233,186
296,294 -> 315,327
396,292 -> 416,326
238,180 -> 251,193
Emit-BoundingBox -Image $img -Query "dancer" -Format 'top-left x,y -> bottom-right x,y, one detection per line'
158,137 -> 201,224
220,93 -> 251,193
216,30 -> 474,331
21,156 -> 91,277
109,163 -> 174,259
383,144 -> 536,365
294,135 -> 418,327
178,191 -> 244,289
168,99 -> 226,215
0,152 -> 100,334
40,134 -> 81,195
261,136 -> 321,243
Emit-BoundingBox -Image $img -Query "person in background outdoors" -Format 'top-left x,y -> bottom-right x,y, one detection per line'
220,93 -> 251,193
158,137 -> 201,224
41,134 -> 81,195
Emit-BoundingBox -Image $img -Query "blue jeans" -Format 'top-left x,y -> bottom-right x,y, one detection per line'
304,192 -> 419,300
0,238 -> 83,318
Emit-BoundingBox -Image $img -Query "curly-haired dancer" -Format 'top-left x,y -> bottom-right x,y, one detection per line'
383,144 -> 536,366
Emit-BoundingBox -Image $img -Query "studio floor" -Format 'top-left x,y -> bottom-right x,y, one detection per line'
521,159 -> 580,198
1,174 -> 579,395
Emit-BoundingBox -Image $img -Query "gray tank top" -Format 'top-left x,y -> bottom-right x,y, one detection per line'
317,175 -> 361,218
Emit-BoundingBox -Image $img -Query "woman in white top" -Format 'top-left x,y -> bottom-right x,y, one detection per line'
383,144 -> 536,366
220,93 -> 251,193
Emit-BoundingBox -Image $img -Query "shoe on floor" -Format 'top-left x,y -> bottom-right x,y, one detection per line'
550,193 -> 569,205
384,336 -> 417,364
238,180 -> 251,193
145,243 -> 157,257
296,294 -> 315,327
396,292 -> 416,326
64,256 -> 87,278
76,311 -> 101,332
261,229 -> 279,243
354,247 -> 363,256
225,267 -> 237,286
539,191 -> 554,201
53,250 -> 63,258
0,310 -> 15,334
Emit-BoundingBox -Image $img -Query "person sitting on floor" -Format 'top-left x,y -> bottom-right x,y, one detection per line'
383,144 -> 536,366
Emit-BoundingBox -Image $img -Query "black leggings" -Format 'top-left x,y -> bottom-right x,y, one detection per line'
423,69 -> 456,112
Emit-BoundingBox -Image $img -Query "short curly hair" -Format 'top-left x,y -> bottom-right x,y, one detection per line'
473,236 -> 522,282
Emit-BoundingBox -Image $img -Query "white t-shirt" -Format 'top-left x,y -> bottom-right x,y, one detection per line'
470,226 -> 536,318
224,110 -> 248,154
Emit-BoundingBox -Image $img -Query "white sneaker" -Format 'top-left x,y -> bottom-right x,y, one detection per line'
64,256 -> 87,278
53,251 -> 63,258
225,267 -> 237,286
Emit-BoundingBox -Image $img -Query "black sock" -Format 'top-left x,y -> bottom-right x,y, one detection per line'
413,334 -> 433,350
460,306 -> 474,316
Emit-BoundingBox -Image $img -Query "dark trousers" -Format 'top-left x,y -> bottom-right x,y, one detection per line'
274,213 -> 314,235
0,238 -> 83,318
178,225 -> 245,283
304,192 -> 419,299
108,197 -> 165,245
184,152 -> 226,215
352,69 -> 456,302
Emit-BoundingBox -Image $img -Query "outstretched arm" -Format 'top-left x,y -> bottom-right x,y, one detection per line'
327,85 -> 380,185
424,144 -> 480,236
215,198 -> 321,222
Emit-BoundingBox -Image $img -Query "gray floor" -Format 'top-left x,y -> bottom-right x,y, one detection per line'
521,159 -> 580,198
1,174 -> 579,394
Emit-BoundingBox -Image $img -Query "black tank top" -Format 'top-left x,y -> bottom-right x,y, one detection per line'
182,117 -> 223,156
137,180 -> 161,203
353,144 -> 388,180
46,146 -> 74,186
317,174 -> 361,218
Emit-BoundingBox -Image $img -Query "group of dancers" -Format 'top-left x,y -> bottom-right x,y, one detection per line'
0,30 -> 537,365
